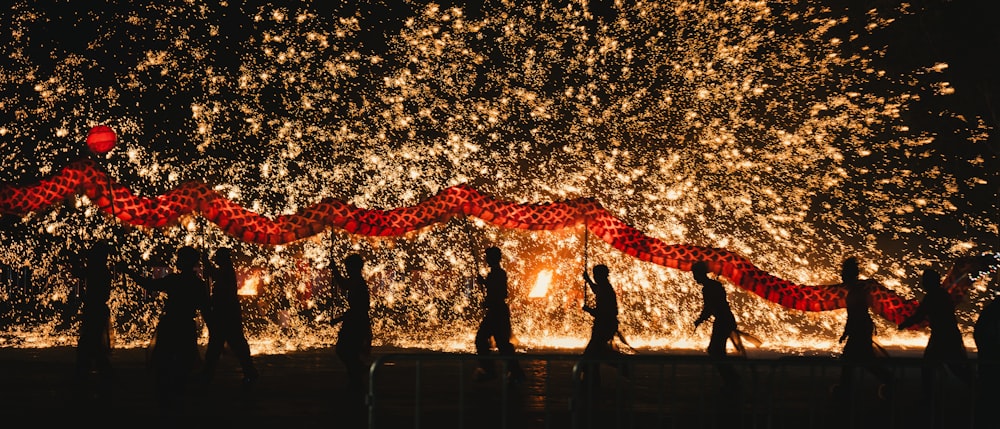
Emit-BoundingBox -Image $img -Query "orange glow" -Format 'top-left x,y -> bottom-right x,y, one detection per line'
529,269 -> 553,298
238,274 -> 260,296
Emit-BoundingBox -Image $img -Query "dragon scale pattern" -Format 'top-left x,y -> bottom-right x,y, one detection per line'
3,158 -> 998,325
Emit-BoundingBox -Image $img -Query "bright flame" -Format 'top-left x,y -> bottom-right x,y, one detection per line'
238,274 -> 260,296
529,269 -> 553,298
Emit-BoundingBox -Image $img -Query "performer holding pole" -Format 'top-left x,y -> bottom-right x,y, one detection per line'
472,246 -> 526,384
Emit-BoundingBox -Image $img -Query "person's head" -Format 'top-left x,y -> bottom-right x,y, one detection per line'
590,264 -> 610,293
175,246 -> 200,272
593,264 -> 609,280
87,241 -> 111,263
691,260 -> 710,281
921,269 -> 942,291
485,247 -> 502,266
841,257 -> 860,284
344,253 -> 364,273
213,247 -> 232,266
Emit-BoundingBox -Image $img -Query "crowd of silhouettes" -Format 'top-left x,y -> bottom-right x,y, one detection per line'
59,236 -> 1000,424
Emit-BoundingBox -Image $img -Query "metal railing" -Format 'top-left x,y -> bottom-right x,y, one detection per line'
367,353 -> 989,429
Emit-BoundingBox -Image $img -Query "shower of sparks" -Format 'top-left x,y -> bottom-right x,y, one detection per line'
529,269 -> 554,298
0,1 -> 995,354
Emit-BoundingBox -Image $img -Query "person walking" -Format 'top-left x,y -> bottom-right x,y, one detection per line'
898,269 -> 974,395
833,257 -> 893,400
473,246 -> 525,384
201,247 -> 259,387
692,260 -> 742,393
579,264 -> 626,387
126,246 -> 210,412
330,253 -> 372,402
72,241 -> 115,394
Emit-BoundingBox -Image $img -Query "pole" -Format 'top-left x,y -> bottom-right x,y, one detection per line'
461,215 -> 480,311
200,216 -> 212,295
582,217 -> 589,303
465,217 -> 479,284
103,156 -> 118,300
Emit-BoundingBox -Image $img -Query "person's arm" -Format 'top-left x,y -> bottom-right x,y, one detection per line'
694,284 -> 714,327
330,263 -> 347,291
694,302 -> 710,327
199,281 -> 213,326
201,254 -> 218,279
68,252 -> 85,279
476,270 -> 487,287
694,309 -> 709,327
330,266 -> 350,324
121,267 -> 143,285
331,301 -> 352,325
582,271 -> 595,288
898,297 -> 928,330
124,269 -> 165,293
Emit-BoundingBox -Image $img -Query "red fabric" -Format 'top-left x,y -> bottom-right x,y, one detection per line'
2,158 -> 997,323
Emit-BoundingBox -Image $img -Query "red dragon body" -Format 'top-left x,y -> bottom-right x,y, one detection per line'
2,158 -> 997,325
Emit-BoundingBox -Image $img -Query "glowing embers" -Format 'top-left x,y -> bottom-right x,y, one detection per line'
239,270 -> 265,296
529,269 -> 554,298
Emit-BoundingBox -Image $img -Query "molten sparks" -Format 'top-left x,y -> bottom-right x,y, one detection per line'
529,269 -> 553,298
0,1 -> 994,354
238,274 -> 261,296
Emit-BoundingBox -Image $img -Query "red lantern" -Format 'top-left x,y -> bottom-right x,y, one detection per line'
86,125 -> 117,154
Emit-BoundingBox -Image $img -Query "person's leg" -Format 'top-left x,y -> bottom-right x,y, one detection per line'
709,325 -> 739,388
346,354 -> 365,395
839,362 -> 854,388
76,318 -> 98,379
493,311 -> 523,380
580,339 -> 600,387
868,362 -> 893,385
227,327 -> 258,380
202,332 -> 224,382
95,322 -> 114,395
75,336 -> 92,379
921,362 -> 937,400
474,315 -> 496,377
337,343 -> 364,394
945,347 -> 975,385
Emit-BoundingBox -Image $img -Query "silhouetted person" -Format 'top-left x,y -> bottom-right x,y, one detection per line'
579,264 -> 626,388
72,241 -> 114,392
834,257 -> 893,399
692,260 -> 742,392
473,246 -> 525,383
974,293 -> 1000,428
898,269 -> 974,395
331,253 -> 372,402
126,246 -> 210,412
201,248 -> 259,386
